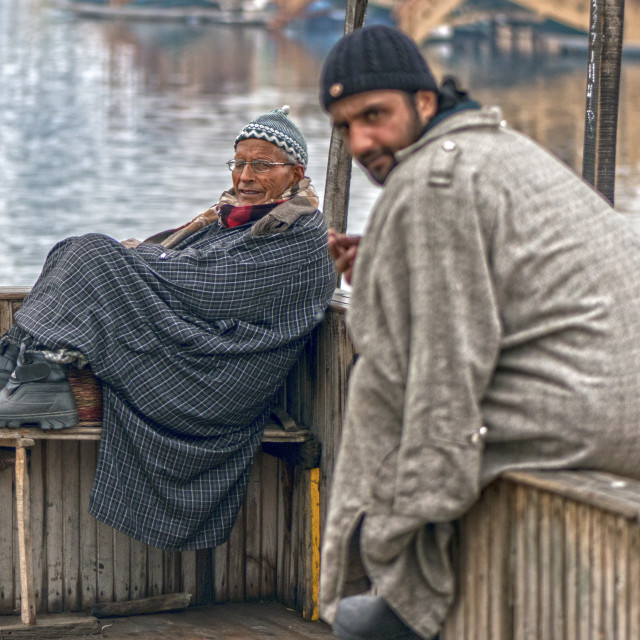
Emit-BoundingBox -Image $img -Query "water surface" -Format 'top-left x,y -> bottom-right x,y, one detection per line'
1,0 -> 639,284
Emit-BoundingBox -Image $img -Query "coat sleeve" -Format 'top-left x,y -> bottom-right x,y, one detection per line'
388,156 -> 503,522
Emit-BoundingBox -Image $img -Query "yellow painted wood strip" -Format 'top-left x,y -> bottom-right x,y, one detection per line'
309,467 -> 321,622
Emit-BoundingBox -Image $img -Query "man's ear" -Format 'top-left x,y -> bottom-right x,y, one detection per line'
415,90 -> 438,124
291,164 -> 305,186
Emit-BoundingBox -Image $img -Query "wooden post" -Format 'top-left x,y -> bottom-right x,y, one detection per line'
15,439 -> 36,626
321,0 -> 369,236
582,0 -> 625,205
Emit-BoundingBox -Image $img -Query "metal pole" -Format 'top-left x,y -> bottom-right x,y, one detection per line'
582,0 -> 625,205
321,0 -> 368,235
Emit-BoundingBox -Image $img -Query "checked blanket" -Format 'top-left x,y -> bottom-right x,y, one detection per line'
8,199 -> 334,550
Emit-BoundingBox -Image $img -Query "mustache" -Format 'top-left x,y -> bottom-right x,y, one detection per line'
356,148 -> 396,168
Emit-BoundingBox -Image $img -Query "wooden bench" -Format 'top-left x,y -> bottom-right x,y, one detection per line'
0,414 -> 316,628
0,287 -> 353,632
442,468 -> 640,640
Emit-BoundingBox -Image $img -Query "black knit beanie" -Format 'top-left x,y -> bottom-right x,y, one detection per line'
320,25 -> 438,111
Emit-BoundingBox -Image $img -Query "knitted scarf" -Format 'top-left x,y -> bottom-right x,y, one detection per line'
154,177 -> 319,249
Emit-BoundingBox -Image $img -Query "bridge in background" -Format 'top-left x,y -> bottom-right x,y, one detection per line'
271,0 -> 640,49
385,0 -> 640,48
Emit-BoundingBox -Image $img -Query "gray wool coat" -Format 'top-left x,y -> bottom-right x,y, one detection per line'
320,106 -> 640,639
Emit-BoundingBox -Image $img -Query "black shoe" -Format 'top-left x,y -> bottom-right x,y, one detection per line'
0,342 -> 19,389
0,349 -> 78,430
333,595 -> 425,640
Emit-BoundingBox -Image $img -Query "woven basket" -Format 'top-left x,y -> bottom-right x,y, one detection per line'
68,367 -> 103,423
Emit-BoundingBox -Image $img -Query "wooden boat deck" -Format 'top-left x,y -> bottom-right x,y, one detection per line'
0,602 -> 334,638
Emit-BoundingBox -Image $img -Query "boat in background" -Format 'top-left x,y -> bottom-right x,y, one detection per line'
53,0 -> 273,26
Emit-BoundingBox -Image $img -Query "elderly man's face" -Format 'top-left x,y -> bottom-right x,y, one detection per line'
329,89 -> 437,185
232,139 -> 304,206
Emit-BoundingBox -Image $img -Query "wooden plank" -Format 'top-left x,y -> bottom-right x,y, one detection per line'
0,426 -> 102,441
179,550 -> 196,601
79,442 -> 97,610
114,529 -> 131,602
0,424 -> 312,443
276,459 -> 292,606
488,481 -> 511,640
0,298 -> 15,334
503,470 -> 640,519
46,440 -> 64,613
463,497 -> 481,639
538,491 -> 552,640
513,485 -> 530,639
0,286 -> 31,302
212,540 -> 229,603
260,452 -> 278,599
227,501 -> 246,601
90,592 -> 191,618
614,516 -> 629,640
524,486 -> 539,640
590,510 -> 604,640
305,467 -> 321,622
129,538 -> 147,601
31,442 -> 46,614
602,513 -> 616,639
13,465 -> 21,616
441,522 -> 464,639
163,551 -> 179,595
195,547 -> 213,605
245,458 -> 262,600
62,441 -> 80,611
96,523 -> 114,603
293,466 -> 305,614
576,504 -> 591,640
147,545 -> 164,597
213,601 -> 333,638
16,445 -> 36,625
549,494 -> 565,640
0,456 -> 14,614
630,525 -> 640,640
0,613 -> 100,638
564,500 -> 579,640
85,601 -> 334,639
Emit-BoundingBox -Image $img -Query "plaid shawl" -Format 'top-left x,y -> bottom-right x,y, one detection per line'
11,199 -> 334,550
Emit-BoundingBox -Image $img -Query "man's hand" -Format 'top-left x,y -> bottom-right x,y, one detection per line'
328,229 -> 361,285
121,238 -> 141,249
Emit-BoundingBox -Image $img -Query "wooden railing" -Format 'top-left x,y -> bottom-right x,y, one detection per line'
443,469 -> 640,640
2,286 -> 639,639
0,287 -> 355,625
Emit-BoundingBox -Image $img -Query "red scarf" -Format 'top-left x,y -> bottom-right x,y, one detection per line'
219,202 -> 283,228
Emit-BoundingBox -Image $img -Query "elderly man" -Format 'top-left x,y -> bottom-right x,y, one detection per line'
0,106 -> 335,551
318,26 -> 640,640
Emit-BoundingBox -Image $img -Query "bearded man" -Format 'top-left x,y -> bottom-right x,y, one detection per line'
319,25 -> 640,640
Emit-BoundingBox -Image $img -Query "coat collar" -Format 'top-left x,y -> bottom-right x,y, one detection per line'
394,105 -> 505,165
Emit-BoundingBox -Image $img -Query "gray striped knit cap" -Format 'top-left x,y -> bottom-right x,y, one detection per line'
234,106 -> 308,168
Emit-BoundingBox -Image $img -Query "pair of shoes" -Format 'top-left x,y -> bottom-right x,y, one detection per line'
332,595 -> 425,640
0,342 -> 20,389
0,349 -> 78,430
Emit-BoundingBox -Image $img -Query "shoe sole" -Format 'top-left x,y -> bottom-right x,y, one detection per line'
333,620 -> 427,640
0,410 -> 78,430
333,621 -> 423,640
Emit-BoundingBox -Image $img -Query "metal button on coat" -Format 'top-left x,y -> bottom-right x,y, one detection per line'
442,140 -> 457,152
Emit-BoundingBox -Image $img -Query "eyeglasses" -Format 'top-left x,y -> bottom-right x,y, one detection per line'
226,159 -> 296,173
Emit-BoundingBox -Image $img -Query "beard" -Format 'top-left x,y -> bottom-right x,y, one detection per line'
357,149 -> 398,186
357,101 -> 428,186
